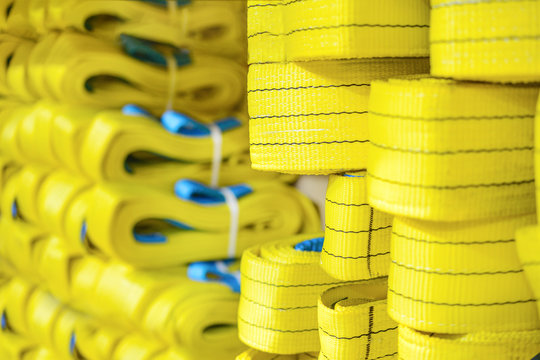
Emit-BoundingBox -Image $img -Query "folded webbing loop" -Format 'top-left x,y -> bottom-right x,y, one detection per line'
368,76 -> 539,221
238,233 -> 365,354
430,0 -> 540,82
318,279 -> 398,360
323,171 -> 393,281
398,325 -> 540,360
388,214 -> 540,333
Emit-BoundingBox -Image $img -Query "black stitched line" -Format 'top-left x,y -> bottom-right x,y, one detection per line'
432,0 -> 534,9
370,142 -> 533,155
304,353 -> 317,359
367,172 -> 534,190
241,294 -> 317,310
322,248 -> 390,260
370,353 -> 399,360
239,316 -> 318,333
392,231 -> 515,245
431,35 -> 540,44
251,139 -> 369,146
365,306 -> 374,360
241,272 -> 376,288
247,0 -> 304,8
251,110 -> 368,119
524,261 -> 540,267
366,209 -> 375,278
325,198 -> 370,207
326,224 -> 392,234
248,83 -> 370,92
369,111 -> 534,122
248,23 -> 429,38
391,260 -> 523,276
319,326 -> 398,340
388,288 -> 537,306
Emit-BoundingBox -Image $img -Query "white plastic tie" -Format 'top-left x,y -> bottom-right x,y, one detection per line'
220,187 -> 239,259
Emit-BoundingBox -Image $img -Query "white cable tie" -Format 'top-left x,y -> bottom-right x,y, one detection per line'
220,187 -> 239,259
209,123 -> 223,188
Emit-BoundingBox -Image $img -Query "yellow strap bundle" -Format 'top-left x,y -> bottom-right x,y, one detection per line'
389,214 -> 540,334
236,349 -> 319,360
368,76 -> 539,221
516,226 -> 540,316
238,234 -> 361,354
247,0 -> 430,174
430,0 -> 540,83
86,180 -> 319,268
1,31 -> 245,116
2,277 -> 86,360
318,279 -> 398,360
398,325 -> 540,360
323,171 -> 393,281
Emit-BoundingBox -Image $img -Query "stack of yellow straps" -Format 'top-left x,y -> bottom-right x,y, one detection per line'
367,60 -> 540,359
0,0 -> 326,358
247,0 -> 430,174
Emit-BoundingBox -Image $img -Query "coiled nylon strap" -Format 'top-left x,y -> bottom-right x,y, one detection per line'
0,32 -> 245,116
323,171 -> 393,281
236,349 -> 318,360
247,0 -> 430,174
317,279 -> 398,360
368,76 -> 539,221
430,0 -> 540,83
388,214 -> 540,334
238,234 -> 359,354
398,325 -> 540,360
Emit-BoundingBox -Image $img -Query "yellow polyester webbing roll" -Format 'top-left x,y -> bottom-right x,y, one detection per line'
516,226 -> 540,316
535,93 -> 540,219
368,76 -> 539,221
430,0 -> 540,83
389,214 -> 540,334
323,171 -> 393,281
399,325 -> 540,360
236,349 -> 319,360
247,0 -> 430,174
318,279 -> 397,360
238,234 -> 361,354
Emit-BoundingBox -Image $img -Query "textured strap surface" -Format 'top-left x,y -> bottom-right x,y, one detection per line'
318,279 -> 398,360
388,214 -> 540,333
238,233 -> 361,354
368,76 -> 539,221
236,348 -> 319,360
398,325 -> 540,360
323,171 -> 393,281
247,0 -> 430,174
430,0 -> 540,82
516,226 -> 540,317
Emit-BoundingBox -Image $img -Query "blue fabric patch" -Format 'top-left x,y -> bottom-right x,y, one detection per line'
187,259 -> 240,293
294,237 -> 324,252
120,34 -> 191,67
161,110 -> 241,137
174,179 -> 252,205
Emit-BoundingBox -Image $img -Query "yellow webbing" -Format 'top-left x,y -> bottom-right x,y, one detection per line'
388,214 -> 540,334
247,0 -> 430,174
236,348 -> 319,360
317,279 -> 398,360
398,325 -> 540,360
368,76 -> 539,221
1,31 -> 245,116
516,226 -> 540,316
323,171 -> 393,281
430,0 -> 540,83
86,180 -> 319,268
238,234 -> 363,354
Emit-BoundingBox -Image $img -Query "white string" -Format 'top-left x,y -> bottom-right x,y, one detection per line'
209,123 -> 223,188
220,187 -> 239,259
164,53 -> 177,112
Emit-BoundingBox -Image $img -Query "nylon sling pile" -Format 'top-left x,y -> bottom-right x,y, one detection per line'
367,74 -> 540,357
323,171 -> 393,281
430,0 -> 540,83
247,0 -> 430,174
